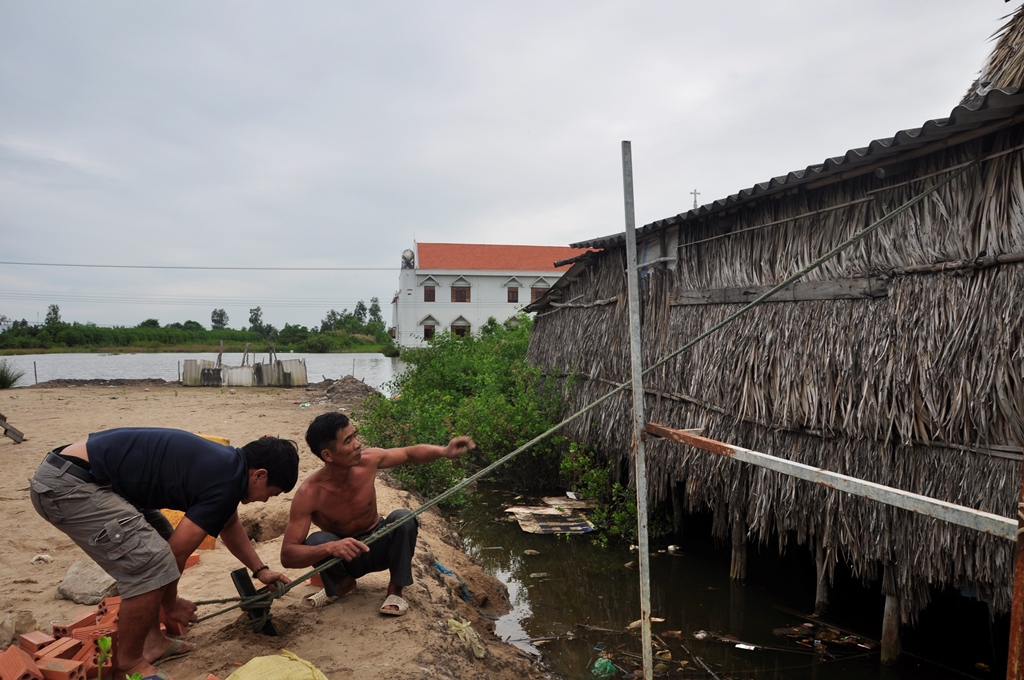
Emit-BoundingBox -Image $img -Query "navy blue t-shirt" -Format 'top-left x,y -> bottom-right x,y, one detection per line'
86,427 -> 248,537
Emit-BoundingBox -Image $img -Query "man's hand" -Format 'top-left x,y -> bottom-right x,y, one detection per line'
325,537 -> 371,561
256,568 -> 291,592
442,436 -> 476,459
163,596 -> 198,627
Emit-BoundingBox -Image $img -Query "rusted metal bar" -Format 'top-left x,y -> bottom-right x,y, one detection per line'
622,140 -> 653,680
645,423 -> 1016,540
1007,453 -> 1024,678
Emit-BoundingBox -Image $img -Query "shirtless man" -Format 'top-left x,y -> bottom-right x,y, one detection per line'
281,412 -> 474,615
29,428 -> 299,680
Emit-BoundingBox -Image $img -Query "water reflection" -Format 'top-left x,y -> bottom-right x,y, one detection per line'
459,484 -> 981,680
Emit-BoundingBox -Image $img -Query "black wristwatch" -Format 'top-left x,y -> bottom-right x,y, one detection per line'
252,564 -> 270,579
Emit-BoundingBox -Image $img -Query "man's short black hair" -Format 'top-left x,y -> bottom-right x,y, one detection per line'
241,436 -> 299,491
305,412 -> 350,461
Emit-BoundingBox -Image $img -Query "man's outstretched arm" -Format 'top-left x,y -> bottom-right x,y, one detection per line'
376,436 -> 476,469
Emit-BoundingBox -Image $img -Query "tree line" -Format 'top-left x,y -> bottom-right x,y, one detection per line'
0,298 -> 397,355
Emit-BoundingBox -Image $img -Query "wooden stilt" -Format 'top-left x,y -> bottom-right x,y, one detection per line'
814,541 -> 830,616
729,578 -> 745,637
671,483 -> 684,537
881,564 -> 901,665
730,518 -> 746,581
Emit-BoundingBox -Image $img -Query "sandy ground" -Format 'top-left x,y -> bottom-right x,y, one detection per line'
0,380 -> 548,679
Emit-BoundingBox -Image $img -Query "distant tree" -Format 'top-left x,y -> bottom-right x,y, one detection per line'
249,306 -> 265,334
44,304 -> 61,327
211,308 -> 229,330
368,297 -> 383,324
278,323 -> 310,345
353,300 -> 368,324
0,314 -> 10,328
182,320 -> 204,332
138,318 -> 161,329
320,309 -> 343,333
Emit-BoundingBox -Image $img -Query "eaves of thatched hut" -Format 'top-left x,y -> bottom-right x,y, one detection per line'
526,7 -> 1024,631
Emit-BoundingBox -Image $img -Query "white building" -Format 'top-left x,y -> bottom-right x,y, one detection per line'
390,242 -> 590,347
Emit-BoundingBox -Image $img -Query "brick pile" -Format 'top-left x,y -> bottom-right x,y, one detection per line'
0,567 -> 222,680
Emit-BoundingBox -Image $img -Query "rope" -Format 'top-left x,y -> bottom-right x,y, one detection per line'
192,158 -> 979,625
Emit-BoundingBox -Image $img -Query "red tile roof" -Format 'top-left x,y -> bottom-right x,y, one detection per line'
416,243 -> 591,271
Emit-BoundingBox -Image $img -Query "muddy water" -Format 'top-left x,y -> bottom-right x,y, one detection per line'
458,484 -> 999,679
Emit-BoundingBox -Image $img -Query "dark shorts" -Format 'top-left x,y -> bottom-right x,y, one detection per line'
29,452 -> 180,598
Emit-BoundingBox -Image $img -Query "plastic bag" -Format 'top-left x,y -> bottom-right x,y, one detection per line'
226,650 -> 328,680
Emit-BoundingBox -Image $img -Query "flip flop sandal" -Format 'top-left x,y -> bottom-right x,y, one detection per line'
154,638 -> 197,664
380,594 -> 409,616
307,588 -> 339,608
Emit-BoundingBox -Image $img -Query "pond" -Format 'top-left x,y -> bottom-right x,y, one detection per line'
457,484 -> 1000,680
1,352 -> 404,394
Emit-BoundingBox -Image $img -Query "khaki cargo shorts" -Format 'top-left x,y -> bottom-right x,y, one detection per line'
29,453 -> 180,598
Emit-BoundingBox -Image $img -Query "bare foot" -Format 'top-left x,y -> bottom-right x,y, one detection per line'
146,636 -> 198,664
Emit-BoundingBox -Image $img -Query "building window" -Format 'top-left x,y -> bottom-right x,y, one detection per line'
507,287 -> 519,303
423,325 -> 435,340
451,323 -> 470,337
531,287 -> 549,303
424,286 -> 435,302
451,286 -> 471,303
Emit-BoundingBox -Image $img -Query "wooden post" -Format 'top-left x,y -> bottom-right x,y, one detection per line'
881,563 -> 901,664
814,541 -> 830,616
730,467 -> 747,582
671,483 -> 684,537
730,519 -> 747,582
33,361 -> 37,385
1006,454 -> 1024,678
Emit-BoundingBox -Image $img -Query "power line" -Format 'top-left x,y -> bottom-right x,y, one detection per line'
0,291 -> 387,309
0,261 -> 393,271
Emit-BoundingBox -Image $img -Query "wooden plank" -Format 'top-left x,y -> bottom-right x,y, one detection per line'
668,277 -> 889,306
645,422 -> 1017,540
0,413 -> 24,444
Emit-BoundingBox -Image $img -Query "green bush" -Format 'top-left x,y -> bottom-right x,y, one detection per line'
355,316 -> 566,504
0,359 -> 25,389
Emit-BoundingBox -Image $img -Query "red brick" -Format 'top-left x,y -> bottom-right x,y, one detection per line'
206,675 -> 221,680
33,638 -> 82,662
185,551 -> 201,569
308,574 -> 323,587
69,645 -> 108,680
35,658 -> 85,680
0,644 -> 43,680
50,612 -> 95,640
69,626 -> 116,674
95,597 -> 120,618
95,611 -> 117,627
19,632 -> 55,655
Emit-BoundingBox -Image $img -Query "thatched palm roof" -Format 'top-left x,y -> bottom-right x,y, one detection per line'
527,8 -> 1024,623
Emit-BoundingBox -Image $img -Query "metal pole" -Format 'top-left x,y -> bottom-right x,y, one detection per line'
621,140 -> 653,679
1007,455 -> 1024,678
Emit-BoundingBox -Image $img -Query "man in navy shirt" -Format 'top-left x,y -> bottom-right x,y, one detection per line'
30,428 -> 299,680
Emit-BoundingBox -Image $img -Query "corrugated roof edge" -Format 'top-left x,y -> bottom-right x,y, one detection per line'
572,86 -> 1024,250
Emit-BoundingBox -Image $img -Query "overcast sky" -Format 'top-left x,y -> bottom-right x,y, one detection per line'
0,2 -> 1016,331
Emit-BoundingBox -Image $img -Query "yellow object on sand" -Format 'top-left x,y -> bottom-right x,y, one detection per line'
226,650 -> 328,680
160,433 -> 230,550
